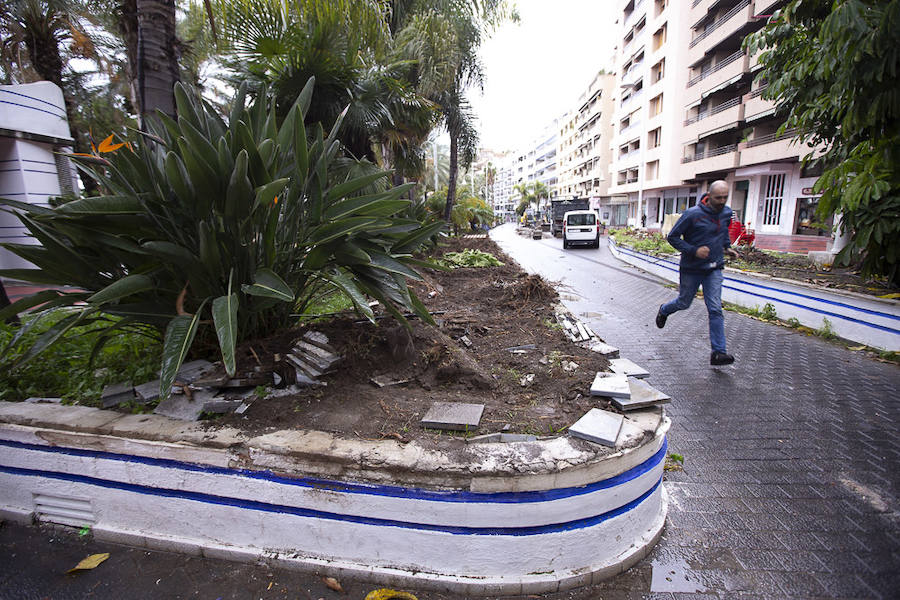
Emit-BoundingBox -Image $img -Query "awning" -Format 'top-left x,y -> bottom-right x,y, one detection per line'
685,97 -> 703,110
699,121 -> 740,139
745,107 -> 776,122
735,163 -> 795,177
701,74 -> 743,98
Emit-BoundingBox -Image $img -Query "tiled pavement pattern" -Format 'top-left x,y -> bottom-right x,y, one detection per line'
1,226 -> 898,600
489,227 -> 900,599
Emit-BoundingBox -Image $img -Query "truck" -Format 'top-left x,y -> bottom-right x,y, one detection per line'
550,198 -> 590,237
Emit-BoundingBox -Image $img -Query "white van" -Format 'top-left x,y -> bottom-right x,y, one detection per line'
562,210 -> 600,249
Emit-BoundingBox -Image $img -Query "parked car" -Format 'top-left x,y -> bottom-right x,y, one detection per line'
562,210 -> 600,249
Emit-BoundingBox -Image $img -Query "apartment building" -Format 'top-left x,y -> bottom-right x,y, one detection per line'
681,0 -> 825,243
556,71 -> 616,217
493,118 -> 561,219
607,0 -> 826,246
607,0 -> 698,228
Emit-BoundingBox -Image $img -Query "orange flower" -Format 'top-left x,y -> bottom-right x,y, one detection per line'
97,134 -> 126,153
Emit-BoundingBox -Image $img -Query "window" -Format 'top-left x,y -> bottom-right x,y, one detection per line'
655,0 -> 668,16
650,93 -> 664,116
567,213 -> 596,226
648,127 -> 662,148
646,160 -> 659,181
651,58 -> 665,83
653,24 -> 667,51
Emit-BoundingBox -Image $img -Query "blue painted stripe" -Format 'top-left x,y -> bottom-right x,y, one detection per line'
0,99 -> 66,119
0,437 -> 666,504
0,89 -> 66,113
613,243 -> 900,332
0,464 -> 661,535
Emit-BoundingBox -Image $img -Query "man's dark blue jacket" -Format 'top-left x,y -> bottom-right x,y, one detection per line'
666,200 -> 733,273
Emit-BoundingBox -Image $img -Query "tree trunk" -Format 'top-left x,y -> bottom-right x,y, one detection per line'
136,0 -> 180,124
119,0 -> 141,115
443,133 -> 459,222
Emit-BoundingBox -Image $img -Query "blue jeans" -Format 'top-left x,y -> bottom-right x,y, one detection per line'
660,268 -> 727,353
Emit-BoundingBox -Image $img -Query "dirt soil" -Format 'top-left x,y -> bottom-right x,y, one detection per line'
210,236 -> 615,446
729,246 -> 899,297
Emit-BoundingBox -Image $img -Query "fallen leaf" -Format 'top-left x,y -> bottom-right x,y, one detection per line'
365,589 -> 418,600
848,345 -> 866,351
67,553 -> 109,574
877,293 -> 900,299
322,576 -> 343,592
267,581 -> 273,590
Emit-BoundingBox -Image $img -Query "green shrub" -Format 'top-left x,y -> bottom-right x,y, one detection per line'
0,313 -> 159,403
438,249 -> 503,268
610,229 -> 676,255
0,79 -> 443,400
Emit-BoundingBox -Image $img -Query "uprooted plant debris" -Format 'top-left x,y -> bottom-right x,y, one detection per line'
206,235 -> 619,446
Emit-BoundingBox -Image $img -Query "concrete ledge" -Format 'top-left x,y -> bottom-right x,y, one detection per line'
0,401 -> 669,595
609,237 -> 900,351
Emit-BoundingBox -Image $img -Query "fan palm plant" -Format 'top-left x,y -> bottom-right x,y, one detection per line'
0,79 -> 443,400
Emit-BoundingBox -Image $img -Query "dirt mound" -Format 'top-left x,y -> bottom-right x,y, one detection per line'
211,236 -> 616,446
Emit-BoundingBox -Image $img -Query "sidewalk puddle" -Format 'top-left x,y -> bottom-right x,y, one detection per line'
650,558 -> 708,593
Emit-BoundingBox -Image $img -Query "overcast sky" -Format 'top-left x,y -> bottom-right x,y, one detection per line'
468,0 -> 619,153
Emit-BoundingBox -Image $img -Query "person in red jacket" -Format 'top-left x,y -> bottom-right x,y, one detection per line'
655,180 -> 738,366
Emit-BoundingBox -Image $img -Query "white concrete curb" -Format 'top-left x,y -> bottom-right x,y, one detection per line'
609,238 -> 900,351
0,402 -> 670,595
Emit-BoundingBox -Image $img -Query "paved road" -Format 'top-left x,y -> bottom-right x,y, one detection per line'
2,225 -> 898,599
489,224 -> 900,599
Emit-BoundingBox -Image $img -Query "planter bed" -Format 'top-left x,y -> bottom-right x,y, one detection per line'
0,401 -> 669,596
609,238 -> 900,352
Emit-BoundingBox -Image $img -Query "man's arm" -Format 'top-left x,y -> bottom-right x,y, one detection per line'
666,214 -> 696,256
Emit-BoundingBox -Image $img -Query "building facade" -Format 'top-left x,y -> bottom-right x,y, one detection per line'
557,71 -> 616,220
606,0 -> 826,247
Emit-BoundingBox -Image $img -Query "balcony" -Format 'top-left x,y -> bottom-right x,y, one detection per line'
624,0 -> 646,29
683,97 -> 744,143
681,144 -> 738,178
739,128 -> 802,166
743,86 -> 775,121
685,52 -> 749,107
688,0 -> 753,66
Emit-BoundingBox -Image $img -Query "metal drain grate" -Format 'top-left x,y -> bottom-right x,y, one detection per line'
33,493 -> 95,528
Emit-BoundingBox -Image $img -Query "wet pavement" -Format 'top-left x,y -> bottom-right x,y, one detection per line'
2,224 -> 899,599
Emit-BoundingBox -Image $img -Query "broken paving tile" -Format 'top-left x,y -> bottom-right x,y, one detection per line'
286,353 -> 323,378
153,389 -> 217,421
612,378 -> 671,411
568,408 -> 624,447
370,375 -> 410,388
101,382 -> 134,408
458,335 -> 472,347
24,397 -> 63,404
562,361 -> 579,373
467,433 -> 538,443
421,402 -> 484,431
301,330 -> 334,352
608,357 -> 650,379
221,373 -> 271,388
234,402 -> 252,415
504,344 -> 537,352
519,373 -> 535,387
589,372 -> 631,399
576,322 -> 592,341
587,341 -> 619,357
201,399 -> 243,414
133,380 -> 161,404
294,340 -> 340,364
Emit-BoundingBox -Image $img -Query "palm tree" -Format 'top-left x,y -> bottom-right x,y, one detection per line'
391,1 -> 515,222
135,0 -> 179,120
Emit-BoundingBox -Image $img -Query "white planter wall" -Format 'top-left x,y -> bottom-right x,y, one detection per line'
609,238 -> 900,351
0,403 -> 670,596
